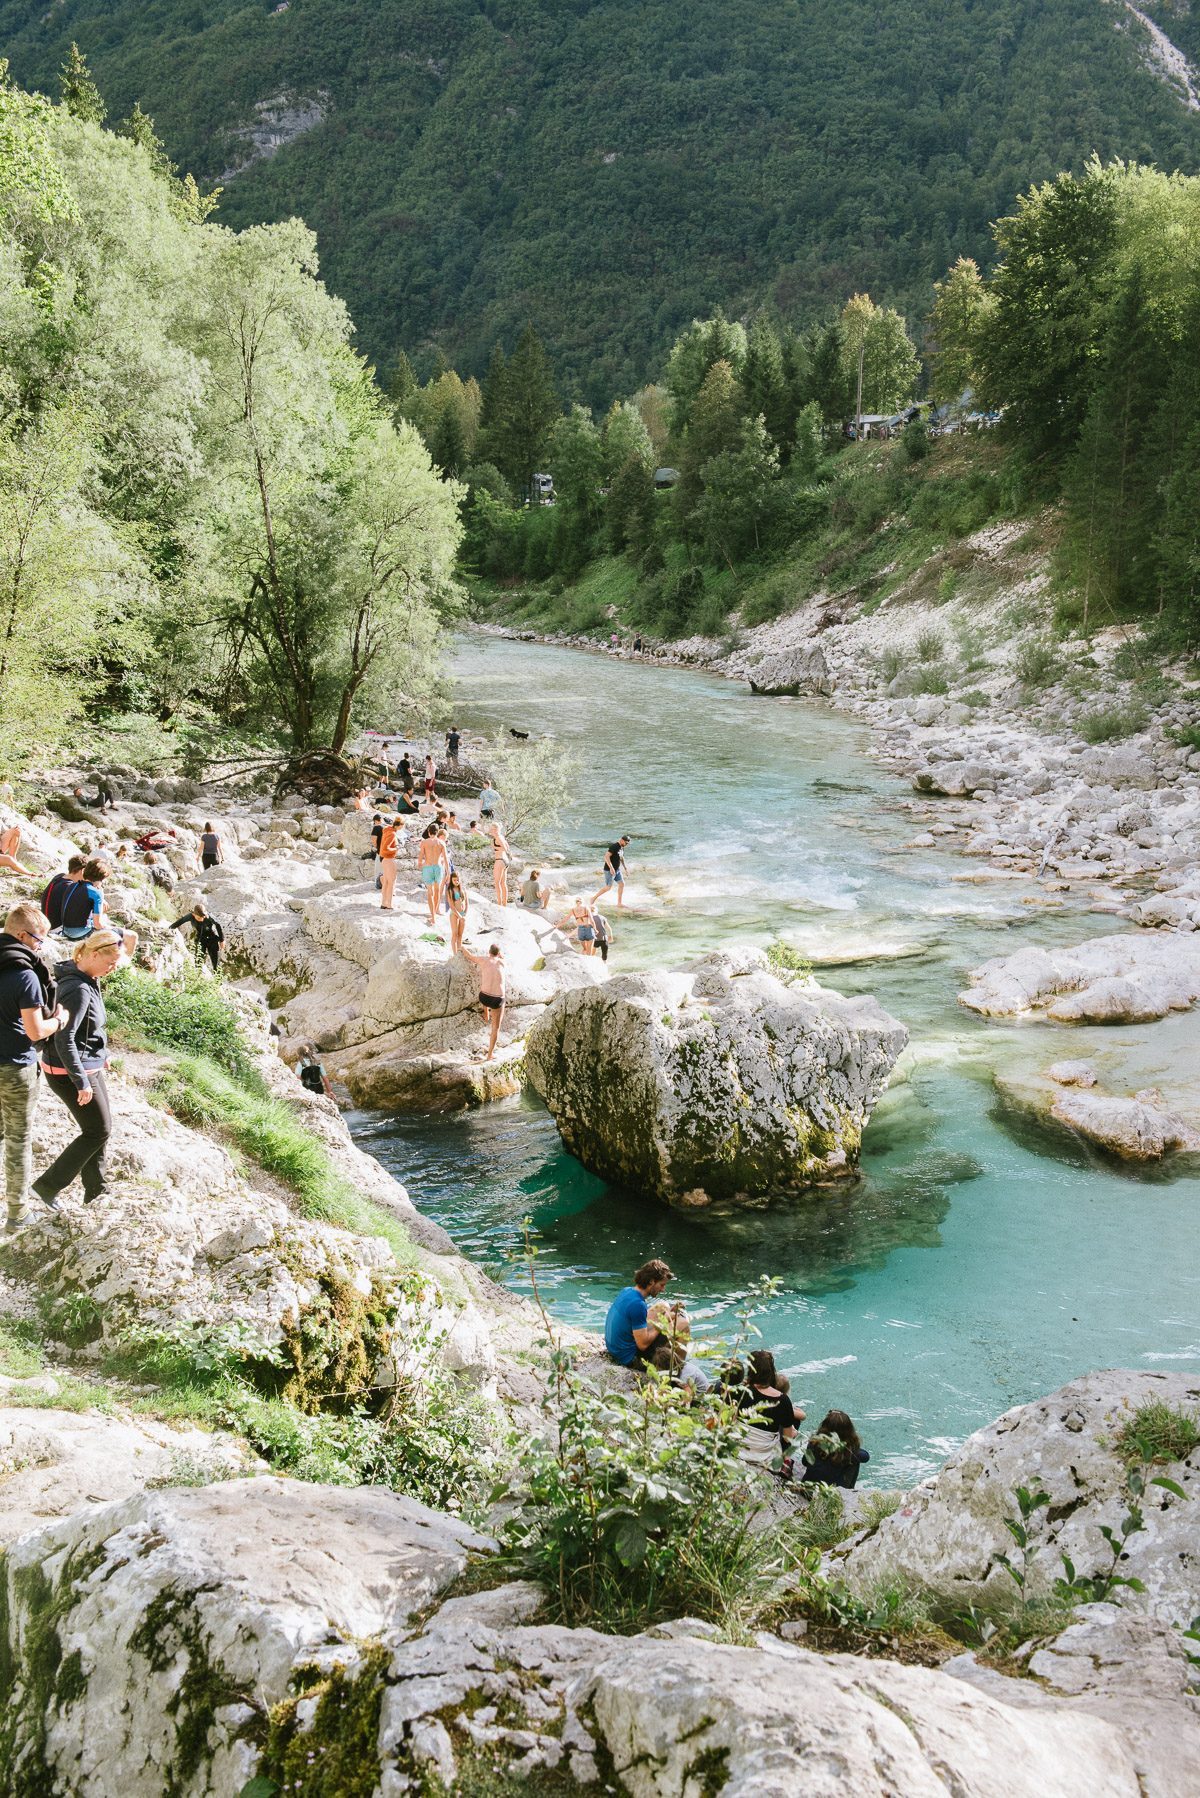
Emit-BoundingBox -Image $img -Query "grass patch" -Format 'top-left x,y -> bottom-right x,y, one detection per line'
1114,1401 -> 1199,1467
152,1054 -> 420,1269
1013,638 -> 1058,688
764,939 -> 812,983
914,626 -> 944,663
1078,703 -> 1148,743
910,666 -> 950,695
0,1312 -> 44,1378
106,964 -> 255,1080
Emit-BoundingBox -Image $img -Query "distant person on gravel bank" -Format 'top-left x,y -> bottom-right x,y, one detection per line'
0,903 -> 68,1230
33,928 -> 127,1211
604,1259 -> 674,1370
199,822 -> 223,870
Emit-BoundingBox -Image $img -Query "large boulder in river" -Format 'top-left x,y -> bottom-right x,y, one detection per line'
746,643 -> 832,696
837,1370 -> 1200,1627
523,949 -> 907,1206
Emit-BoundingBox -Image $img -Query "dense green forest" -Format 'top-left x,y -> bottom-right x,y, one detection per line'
427,160 -> 1200,649
2,0 -> 1200,399
0,61 -> 460,774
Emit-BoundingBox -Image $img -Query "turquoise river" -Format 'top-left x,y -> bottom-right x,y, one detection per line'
351,634 -> 1200,1485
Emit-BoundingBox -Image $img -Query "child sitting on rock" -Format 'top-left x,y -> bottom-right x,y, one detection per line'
648,1298 -> 711,1394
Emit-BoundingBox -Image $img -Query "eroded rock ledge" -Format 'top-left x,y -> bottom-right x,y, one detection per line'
3,1452 -> 1196,1797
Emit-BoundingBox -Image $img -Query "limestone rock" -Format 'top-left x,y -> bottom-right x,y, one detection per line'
0,1478 -> 491,1796
959,932 -> 1200,1020
523,949 -> 907,1205
913,760 -> 997,797
837,1371 -> 1200,1626
1049,1089 -> 1200,1160
0,1408 -> 258,1544
745,643 -> 832,696
1047,1060 -> 1098,1087
215,867 -> 601,1110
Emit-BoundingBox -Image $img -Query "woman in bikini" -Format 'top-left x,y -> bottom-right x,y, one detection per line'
571,896 -> 597,956
487,820 -> 511,906
446,872 -> 468,954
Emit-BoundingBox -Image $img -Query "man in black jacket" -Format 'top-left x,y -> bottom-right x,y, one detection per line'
0,902 -> 68,1229
33,928 -> 126,1210
171,903 -> 225,970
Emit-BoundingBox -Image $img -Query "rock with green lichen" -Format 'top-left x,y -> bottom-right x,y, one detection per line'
0,1477 -> 491,1796
523,949 -> 907,1206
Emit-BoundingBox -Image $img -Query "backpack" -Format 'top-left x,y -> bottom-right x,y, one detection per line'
298,1061 -> 324,1093
41,873 -> 68,929
60,881 -> 96,932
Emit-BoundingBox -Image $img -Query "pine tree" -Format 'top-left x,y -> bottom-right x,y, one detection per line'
431,403 -> 466,479
742,317 -> 791,450
926,257 -> 992,406
59,43 -> 105,125
116,102 -> 173,179
477,344 -> 511,476
484,327 -> 558,498
386,351 -> 418,413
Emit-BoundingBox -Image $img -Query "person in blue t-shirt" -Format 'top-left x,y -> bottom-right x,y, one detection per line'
604,1258 -> 674,1368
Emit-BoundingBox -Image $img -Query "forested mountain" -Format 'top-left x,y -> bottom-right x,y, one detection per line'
3,0 -> 1200,400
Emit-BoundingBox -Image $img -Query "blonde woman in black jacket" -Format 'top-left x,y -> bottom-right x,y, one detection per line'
33,928 -> 129,1209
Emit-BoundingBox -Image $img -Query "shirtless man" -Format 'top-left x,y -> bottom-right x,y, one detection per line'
461,942 -> 506,1061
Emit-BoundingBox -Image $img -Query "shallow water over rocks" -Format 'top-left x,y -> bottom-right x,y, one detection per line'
355,636 -> 1200,1485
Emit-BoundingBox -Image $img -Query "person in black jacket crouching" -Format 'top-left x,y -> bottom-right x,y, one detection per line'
33,927 -> 132,1209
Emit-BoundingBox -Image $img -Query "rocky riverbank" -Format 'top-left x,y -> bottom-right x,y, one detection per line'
0,772 -> 1197,1791
479,518 -> 1200,930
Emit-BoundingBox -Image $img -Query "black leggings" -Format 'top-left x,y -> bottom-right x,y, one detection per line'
36,1069 -> 112,1201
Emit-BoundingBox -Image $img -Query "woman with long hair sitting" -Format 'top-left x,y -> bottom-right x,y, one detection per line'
801,1410 -> 870,1489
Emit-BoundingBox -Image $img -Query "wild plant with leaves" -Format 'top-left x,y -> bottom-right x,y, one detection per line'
500,1234 -> 806,1636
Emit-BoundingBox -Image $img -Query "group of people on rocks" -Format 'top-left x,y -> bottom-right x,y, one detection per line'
363,743 -> 638,1056
604,1260 -> 870,1490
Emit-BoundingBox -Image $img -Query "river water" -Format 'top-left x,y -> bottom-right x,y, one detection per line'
352,635 -> 1200,1485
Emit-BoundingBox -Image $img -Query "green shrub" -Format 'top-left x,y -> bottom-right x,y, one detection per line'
1078,703 -> 1148,743
910,666 -> 950,695
877,646 -> 905,682
961,690 -> 990,708
0,1312 -> 45,1378
1013,638 -> 1058,688
106,965 -> 254,1080
503,1357 -> 810,1637
764,939 -> 812,983
1114,1402 -> 1200,1468
1172,724 -> 1200,751
914,626 -> 943,662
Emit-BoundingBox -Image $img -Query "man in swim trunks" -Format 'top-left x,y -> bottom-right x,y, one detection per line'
592,836 -> 630,910
461,942 -> 506,1061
